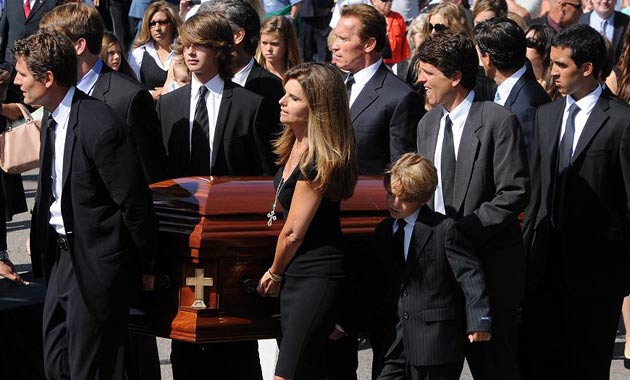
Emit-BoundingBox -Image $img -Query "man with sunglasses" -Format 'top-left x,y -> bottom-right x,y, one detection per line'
529,0 -> 583,32
579,0 -> 630,60
475,18 -> 550,154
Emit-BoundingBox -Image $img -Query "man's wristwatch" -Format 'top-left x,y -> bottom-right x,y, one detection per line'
0,251 -> 9,261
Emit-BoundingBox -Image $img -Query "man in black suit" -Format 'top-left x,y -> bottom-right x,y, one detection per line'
0,0 -> 62,64
39,2 -> 167,184
157,12 -> 271,379
299,0 -> 334,62
521,24 -> 630,380
375,153 -> 492,380
415,32 -> 529,380
579,0 -> 629,61
15,30 -> 157,380
475,18 -> 551,153
199,0 -> 282,174
332,4 -> 424,175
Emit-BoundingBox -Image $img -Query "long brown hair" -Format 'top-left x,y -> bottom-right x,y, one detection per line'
274,63 -> 358,201
100,32 -> 136,79
255,16 -> 301,73
133,1 -> 181,49
617,26 -> 630,103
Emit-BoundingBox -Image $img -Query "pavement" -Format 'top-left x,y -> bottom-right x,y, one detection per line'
4,169 -> 629,379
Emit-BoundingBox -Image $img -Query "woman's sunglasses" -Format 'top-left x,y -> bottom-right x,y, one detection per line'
428,23 -> 449,33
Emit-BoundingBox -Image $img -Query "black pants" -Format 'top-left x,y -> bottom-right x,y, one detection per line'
42,246 -> 127,380
378,340 -> 463,380
465,306 -> 521,380
326,334 -> 359,380
108,0 -> 132,52
300,16 -> 331,62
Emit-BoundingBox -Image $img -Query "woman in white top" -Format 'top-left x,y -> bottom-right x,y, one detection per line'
129,1 -> 182,99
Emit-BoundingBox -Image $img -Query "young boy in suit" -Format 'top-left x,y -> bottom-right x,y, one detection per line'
375,153 -> 492,380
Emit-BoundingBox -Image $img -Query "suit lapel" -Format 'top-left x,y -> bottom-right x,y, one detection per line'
61,94 -> 79,191
571,95 -> 610,163
350,64 -> 387,122
246,61 -> 263,83
27,0 -> 45,21
402,219 -> 433,285
211,81 -> 233,171
613,14 -> 624,54
452,102 -> 482,212
504,72 -> 528,109
91,68 -> 111,100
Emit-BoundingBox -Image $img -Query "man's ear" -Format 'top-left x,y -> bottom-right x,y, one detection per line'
233,27 -> 246,46
580,61 -> 594,78
43,71 -> 55,89
74,38 -> 87,56
450,70 -> 463,88
364,37 -> 377,54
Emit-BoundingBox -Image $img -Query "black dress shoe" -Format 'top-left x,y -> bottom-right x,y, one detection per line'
624,356 -> 630,370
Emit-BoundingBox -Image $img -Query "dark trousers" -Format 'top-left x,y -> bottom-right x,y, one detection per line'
465,306 -> 521,380
326,334 -> 359,380
42,247 -> 127,380
108,0 -> 132,52
519,240 -> 623,380
170,340 -> 263,380
300,16 -> 331,62
378,340 -> 463,380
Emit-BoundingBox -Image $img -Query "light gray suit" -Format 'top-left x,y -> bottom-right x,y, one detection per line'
416,99 -> 529,380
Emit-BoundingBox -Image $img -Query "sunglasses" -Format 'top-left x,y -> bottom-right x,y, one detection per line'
428,23 -> 449,33
560,2 -> 582,10
149,19 -> 171,27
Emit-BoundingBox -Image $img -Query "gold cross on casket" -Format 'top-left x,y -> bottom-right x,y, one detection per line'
185,268 -> 214,309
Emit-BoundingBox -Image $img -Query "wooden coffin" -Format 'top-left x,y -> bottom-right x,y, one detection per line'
128,176 -> 387,344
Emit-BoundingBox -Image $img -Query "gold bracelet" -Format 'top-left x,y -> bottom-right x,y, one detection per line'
268,268 -> 283,282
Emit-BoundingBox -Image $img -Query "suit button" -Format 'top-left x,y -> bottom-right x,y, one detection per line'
401,289 -> 408,297
402,312 -> 409,320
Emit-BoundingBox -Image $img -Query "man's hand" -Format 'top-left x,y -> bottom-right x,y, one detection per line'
468,331 -> 492,343
0,259 -> 28,285
142,274 -> 155,291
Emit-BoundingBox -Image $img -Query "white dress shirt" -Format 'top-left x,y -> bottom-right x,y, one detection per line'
494,65 -> 527,106
49,87 -> 76,235
232,57 -> 255,87
590,12 -> 615,42
189,74 -> 224,170
392,208 -> 420,261
347,58 -> 382,107
560,85 -> 602,156
129,41 -> 176,82
76,58 -> 102,96
433,90 -> 475,215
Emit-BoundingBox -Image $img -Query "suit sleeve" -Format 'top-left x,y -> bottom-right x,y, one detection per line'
619,117 -> 630,223
457,112 -> 530,247
444,221 -> 491,333
253,97 -> 278,176
389,89 -> 425,163
522,107 -> 543,254
92,124 -> 159,275
0,7 -> 8,63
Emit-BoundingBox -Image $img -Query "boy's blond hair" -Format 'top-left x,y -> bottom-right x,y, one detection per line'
385,153 -> 438,204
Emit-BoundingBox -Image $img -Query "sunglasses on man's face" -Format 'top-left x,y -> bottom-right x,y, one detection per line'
428,23 -> 449,32
560,1 -> 582,10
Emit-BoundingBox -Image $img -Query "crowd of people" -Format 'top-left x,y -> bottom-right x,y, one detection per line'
0,0 -> 629,379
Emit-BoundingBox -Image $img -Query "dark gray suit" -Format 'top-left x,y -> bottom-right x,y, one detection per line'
376,208 -> 491,380
579,11 -> 630,61
417,99 -> 529,380
502,67 -> 551,153
520,92 -> 630,380
351,63 -> 424,174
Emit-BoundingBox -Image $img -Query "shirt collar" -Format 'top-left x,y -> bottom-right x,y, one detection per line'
352,58 -> 382,86
566,85 -> 602,114
495,65 -> 527,105
191,73 -> 225,97
443,90 -> 475,127
232,57 -> 255,87
591,10 -> 615,25
76,59 -> 102,95
51,86 -> 75,128
393,207 -> 420,231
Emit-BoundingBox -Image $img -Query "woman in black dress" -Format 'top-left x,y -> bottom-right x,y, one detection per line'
258,62 -> 358,380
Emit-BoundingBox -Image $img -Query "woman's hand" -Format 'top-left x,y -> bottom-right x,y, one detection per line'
257,270 -> 281,297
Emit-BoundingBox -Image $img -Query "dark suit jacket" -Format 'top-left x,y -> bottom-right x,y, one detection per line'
30,89 -> 158,320
244,61 -> 283,171
523,93 -> 630,300
351,62 -> 424,175
299,0 -> 334,18
502,67 -> 551,153
0,0 -> 62,64
417,101 -> 529,309
579,11 -> 630,61
377,208 -> 491,367
92,64 -> 167,183
157,80 -> 274,178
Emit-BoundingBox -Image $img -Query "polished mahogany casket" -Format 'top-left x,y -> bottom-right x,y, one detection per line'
129,176 -> 387,343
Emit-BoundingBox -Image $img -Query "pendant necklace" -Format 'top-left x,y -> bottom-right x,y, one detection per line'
267,142 -> 306,226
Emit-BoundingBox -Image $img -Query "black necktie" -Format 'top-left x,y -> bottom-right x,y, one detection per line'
552,103 -> 580,228
441,115 -> 456,217
41,116 -> 56,207
190,85 -> 210,176
346,73 -> 355,100
393,219 -> 407,263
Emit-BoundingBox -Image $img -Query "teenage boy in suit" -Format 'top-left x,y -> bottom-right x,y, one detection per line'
375,153 -> 492,380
